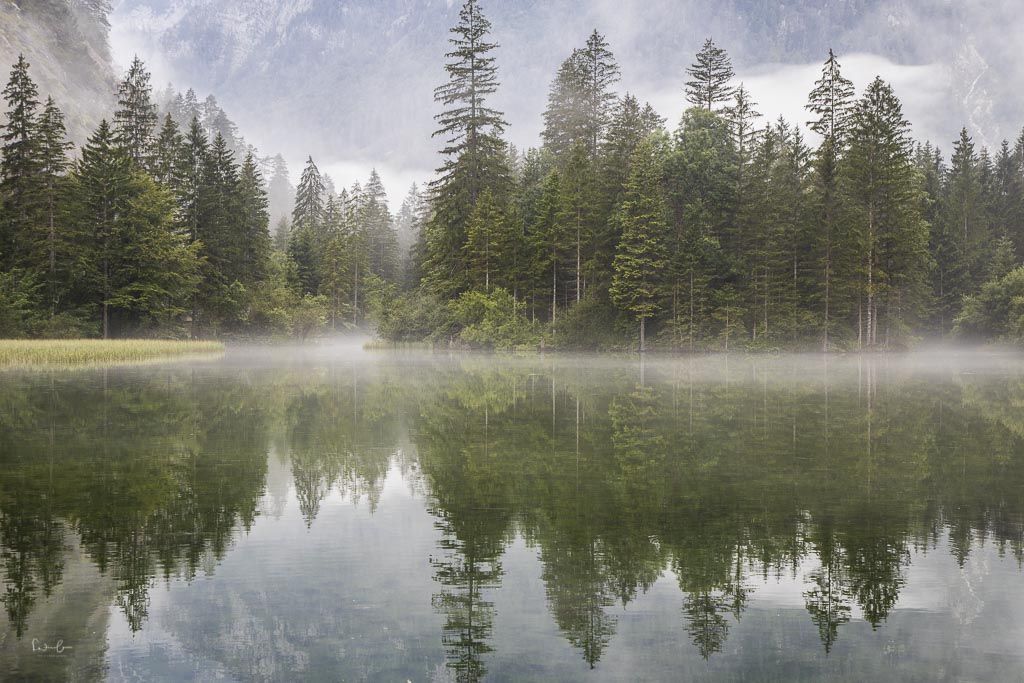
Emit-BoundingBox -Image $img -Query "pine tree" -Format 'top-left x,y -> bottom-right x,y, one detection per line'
558,143 -> 597,302
362,169 -> 399,281
72,120 -> 199,337
289,156 -> 325,294
463,189 -> 511,291
177,118 -> 209,245
152,114 -> 182,187
944,128 -> 988,292
611,137 -> 669,351
237,152 -> 272,287
542,30 -> 620,160
37,97 -> 73,315
685,39 -> 735,112
593,95 -> 665,295
841,77 -> 930,347
427,0 -> 510,295
806,49 -> 855,350
664,108 -> 736,348
0,55 -> 42,269
113,56 -> 159,168
530,170 -> 569,321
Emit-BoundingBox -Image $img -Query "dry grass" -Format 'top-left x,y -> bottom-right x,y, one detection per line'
0,339 -> 224,368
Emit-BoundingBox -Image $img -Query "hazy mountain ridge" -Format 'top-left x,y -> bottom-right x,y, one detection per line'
0,0 -> 117,143
109,0 -> 1020,174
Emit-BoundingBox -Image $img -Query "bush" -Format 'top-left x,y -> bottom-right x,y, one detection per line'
371,288 -> 454,343
955,266 -> 1024,342
450,288 -> 541,350
551,297 -> 627,350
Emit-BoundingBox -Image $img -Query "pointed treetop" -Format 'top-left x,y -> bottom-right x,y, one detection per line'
685,38 -> 735,112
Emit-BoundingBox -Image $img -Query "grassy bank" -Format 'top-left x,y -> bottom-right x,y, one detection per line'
0,339 -> 224,368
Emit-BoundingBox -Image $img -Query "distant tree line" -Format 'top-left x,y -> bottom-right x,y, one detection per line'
4,0 -> 1024,348
0,54 -> 410,338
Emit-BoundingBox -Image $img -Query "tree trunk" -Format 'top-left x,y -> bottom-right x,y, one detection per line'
639,317 -> 646,353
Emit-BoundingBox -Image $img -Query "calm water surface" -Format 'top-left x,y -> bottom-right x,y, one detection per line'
2,347 -> 1024,681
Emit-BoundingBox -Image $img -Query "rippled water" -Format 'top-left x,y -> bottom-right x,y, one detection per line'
2,347 -> 1024,681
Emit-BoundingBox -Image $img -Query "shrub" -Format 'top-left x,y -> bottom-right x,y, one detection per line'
450,288 -> 541,350
955,266 -> 1024,342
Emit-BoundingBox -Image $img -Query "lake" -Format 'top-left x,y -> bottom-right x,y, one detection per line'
2,347 -> 1024,681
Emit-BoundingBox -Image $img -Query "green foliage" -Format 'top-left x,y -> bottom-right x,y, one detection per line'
0,269 -> 42,337
954,266 -> 1024,342
449,288 -> 541,350
370,287 -> 453,343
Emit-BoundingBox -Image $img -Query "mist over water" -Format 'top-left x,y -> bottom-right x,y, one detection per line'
2,348 -> 1024,680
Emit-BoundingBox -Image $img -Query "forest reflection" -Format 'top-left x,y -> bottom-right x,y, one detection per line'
1,353 -> 1023,680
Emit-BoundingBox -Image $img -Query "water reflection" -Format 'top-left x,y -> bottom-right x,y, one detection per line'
1,352 -> 1024,680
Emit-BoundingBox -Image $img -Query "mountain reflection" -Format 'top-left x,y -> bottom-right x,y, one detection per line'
1,354 -> 1024,681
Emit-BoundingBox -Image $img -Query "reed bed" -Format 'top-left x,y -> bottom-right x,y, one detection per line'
0,339 -> 224,368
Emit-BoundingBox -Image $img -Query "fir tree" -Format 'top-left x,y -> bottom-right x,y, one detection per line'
237,152 -> 272,287
685,39 -> 735,112
463,189 -> 511,291
113,56 -> 159,168
289,156 -> 326,294
611,137 -> 669,351
0,55 -> 42,269
37,97 -> 73,315
427,0 -> 510,295
806,49 -> 856,350
842,77 -> 930,347
542,30 -> 620,160
152,114 -> 182,187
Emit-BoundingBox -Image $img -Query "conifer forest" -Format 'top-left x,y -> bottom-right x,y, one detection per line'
3,0 -> 1024,351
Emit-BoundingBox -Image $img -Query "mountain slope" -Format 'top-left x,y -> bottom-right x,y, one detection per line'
111,0 -> 1021,170
0,0 -> 116,143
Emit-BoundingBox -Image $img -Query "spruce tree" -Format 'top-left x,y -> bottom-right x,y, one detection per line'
113,56 -> 159,168
152,114 -> 182,187
841,77 -> 930,347
944,128 -> 988,292
38,97 -> 73,315
362,169 -> 399,281
237,152 -> 272,286
530,170 -> 569,321
0,55 -> 42,269
542,30 -> 620,160
72,120 -> 199,337
610,137 -> 669,351
806,49 -> 855,350
685,39 -> 735,112
427,0 -> 510,295
289,156 -> 325,294
463,189 -> 511,291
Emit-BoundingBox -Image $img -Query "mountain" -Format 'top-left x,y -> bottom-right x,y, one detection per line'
95,1 -> 1024,169
0,0 -> 117,143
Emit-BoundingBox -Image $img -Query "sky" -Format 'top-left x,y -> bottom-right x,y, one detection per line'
107,0 -> 1017,205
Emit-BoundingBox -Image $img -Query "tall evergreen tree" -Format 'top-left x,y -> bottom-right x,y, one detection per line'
0,55 -> 42,269
611,137 -> 669,351
685,39 -> 735,112
542,30 -> 620,160
237,152 -> 272,287
427,0 -> 510,295
113,56 -> 159,168
806,49 -> 855,350
841,77 -> 930,347
463,189 -> 512,292
289,156 -> 326,294
37,97 -> 73,315
71,120 -> 198,337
